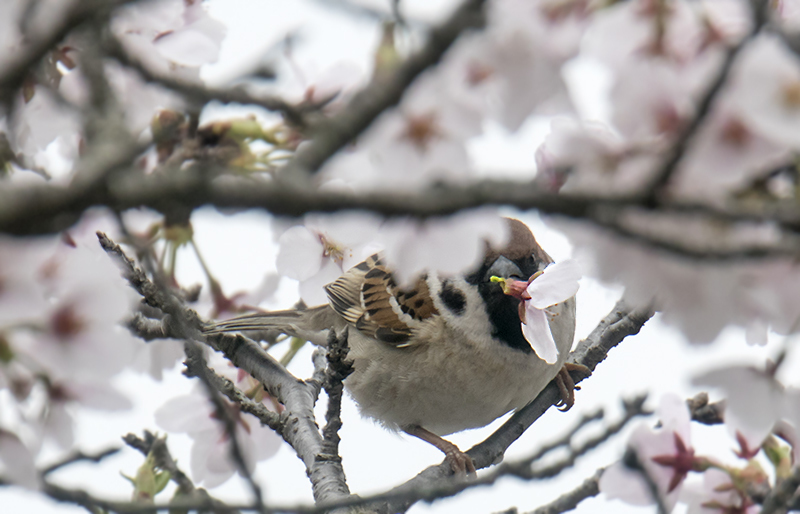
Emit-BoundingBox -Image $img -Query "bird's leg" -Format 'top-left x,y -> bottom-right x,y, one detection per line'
554,362 -> 591,412
404,425 -> 476,475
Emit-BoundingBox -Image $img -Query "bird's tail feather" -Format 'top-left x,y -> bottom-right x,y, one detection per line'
203,305 -> 335,346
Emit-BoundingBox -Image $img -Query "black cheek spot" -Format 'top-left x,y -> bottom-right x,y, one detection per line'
414,298 -> 425,308
439,281 -> 466,316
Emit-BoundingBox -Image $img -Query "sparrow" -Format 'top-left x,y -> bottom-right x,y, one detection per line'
206,218 -> 577,474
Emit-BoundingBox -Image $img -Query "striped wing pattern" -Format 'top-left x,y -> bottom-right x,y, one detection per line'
325,254 -> 438,347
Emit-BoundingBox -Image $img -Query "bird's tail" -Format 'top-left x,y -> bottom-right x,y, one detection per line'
203,305 -> 336,346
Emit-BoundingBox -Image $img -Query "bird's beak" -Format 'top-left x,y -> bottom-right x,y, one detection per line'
484,256 -> 524,282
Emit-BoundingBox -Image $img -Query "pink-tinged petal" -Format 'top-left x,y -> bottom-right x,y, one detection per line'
599,461 -> 654,506
154,29 -> 221,67
190,429 -> 234,488
299,259 -> 343,306
155,394 -> 216,434
694,365 -> 782,448
521,306 -> 558,364
0,430 -> 38,490
526,259 -> 581,309
276,226 -> 324,281
656,394 -> 692,443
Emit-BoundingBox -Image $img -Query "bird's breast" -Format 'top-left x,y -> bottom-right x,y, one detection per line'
343,298 -> 575,436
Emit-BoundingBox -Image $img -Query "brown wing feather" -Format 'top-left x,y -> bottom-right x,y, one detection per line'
324,254 -> 437,347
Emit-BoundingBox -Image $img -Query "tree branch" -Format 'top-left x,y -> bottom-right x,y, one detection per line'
103,35 -> 310,127
41,447 -> 120,476
319,330 -> 354,494
98,232 -> 352,506
523,468 -> 603,514
8,172 -> 800,264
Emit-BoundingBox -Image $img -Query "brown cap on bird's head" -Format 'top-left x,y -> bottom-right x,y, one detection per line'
481,218 -> 553,270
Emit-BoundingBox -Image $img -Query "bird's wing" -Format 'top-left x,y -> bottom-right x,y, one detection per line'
325,254 -> 438,347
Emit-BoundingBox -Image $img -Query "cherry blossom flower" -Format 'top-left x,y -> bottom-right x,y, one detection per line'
380,209 -> 509,286
682,468 -> 758,514
600,394 -> 700,511
672,97 -> 789,200
494,259 -> 580,363
694,364 -> 800,453
275,212 -> 381,305
10,242 -> 139,381
37,379 -> 132,449
281,60 -> 366,110
0,237 -> 55,326
155,385 -> 281,488
728,34 -> 800,149
611,59 -> 693,140
535,117 -> 658,195
584,0 -> 705,71
358,74 -> 482,191
439,0 -> 578,133
111,0 -> 226,82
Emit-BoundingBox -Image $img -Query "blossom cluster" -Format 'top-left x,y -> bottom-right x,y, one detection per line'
601,371 -> 800,514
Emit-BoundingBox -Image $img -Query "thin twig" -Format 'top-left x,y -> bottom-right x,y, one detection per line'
104,35 -> 310,127
523,468 -> 603,514
41,447 -> 120,476
182,341 -> 266,511
122,432 -> 195,495
643,0 -> 769,201
182,353 -> 282,431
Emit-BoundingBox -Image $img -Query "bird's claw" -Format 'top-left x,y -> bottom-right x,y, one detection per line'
444,447 -> 477,476
554,362 -> 591,411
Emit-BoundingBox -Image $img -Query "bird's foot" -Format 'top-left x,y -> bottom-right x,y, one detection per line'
554,362 -> 591,412
404,425 -> 476,476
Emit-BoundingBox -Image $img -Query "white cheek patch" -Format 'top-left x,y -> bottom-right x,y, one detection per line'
427,274 -> 498,349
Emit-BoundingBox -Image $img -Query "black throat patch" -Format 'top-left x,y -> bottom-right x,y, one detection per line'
475,282 -> 533,354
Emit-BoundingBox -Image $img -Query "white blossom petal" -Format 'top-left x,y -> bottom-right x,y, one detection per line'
694,365 -> 783,448
526,259 -> 581,309
521,306 -> 558,364
0,430 -> 38,490
275,226 -> 324,281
